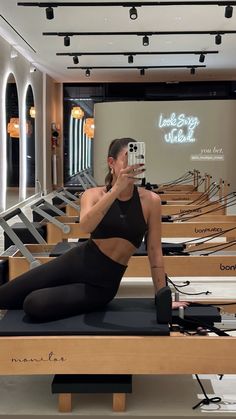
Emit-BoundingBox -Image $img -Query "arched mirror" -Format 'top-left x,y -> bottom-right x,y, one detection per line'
6,73 -> 19,209
25,85 -> 36,198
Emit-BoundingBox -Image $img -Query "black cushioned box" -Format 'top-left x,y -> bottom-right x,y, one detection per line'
52,374 -> 132,394
0,260 -> 9,284
4,222 -> 47,250
0,298 -> 169,336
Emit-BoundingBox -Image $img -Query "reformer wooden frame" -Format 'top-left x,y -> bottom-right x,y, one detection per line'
45,219 -> 236,244
66,202 -> 226,216
1,332 -> 236,412
3,244 -> 236,280
161,202 -> 226,216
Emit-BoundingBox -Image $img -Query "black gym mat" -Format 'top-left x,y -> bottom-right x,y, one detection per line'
0,298 -> 169,336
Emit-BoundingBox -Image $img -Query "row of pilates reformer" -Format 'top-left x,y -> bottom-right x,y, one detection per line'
0,168 -> 236,307
1,168 -> 236,413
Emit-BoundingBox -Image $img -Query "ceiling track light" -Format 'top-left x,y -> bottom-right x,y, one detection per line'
129,6 -> 138,20
140,68 -> 145,76
64,35 -> 70,46
225,4 -> 233,18
215,33 -> 222,45
73,55 -> 79,64
142,35 -> 149,46
128,54 -> 134,64
58,50 -> 218,57
17,2 -> 236,9
199,53 -> 205,63
85,68 -> 91,77
190,67 -> 196,75
46,6 -> 54,19
30,64 -> 36,73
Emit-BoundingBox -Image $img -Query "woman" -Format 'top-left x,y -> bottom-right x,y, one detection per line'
0,137 -> 187,321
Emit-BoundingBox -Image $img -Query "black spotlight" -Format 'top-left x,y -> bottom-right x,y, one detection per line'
225,5 -> 233,18
46,6 -> 54,20
128,54 -> 134,64
64,36 -> 70,47
129,6 -> 138,20
215,34 -> 222,45
85,69 -> 91,77
140,68 -> 145,76
199,53 -> 205,63
73,56 -> 79,65
142,35 -> 149,47
190,67 -> 196,75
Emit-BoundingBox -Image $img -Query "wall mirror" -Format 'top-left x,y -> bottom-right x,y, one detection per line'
25,84 -> 36,198
6,73 -> 19,209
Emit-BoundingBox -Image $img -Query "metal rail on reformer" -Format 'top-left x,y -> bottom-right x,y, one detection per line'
0,208 -> 45,269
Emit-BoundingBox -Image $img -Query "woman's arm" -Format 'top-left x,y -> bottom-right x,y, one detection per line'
79,186 -> 120,233
146,191 -> 190,308
146,192 -> 166,293
79,164 -> 143,233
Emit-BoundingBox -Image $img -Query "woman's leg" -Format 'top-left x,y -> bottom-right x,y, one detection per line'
0,246 -> 83,309
23,282 -> 117,321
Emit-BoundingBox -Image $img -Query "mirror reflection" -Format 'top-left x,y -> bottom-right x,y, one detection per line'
6,73 -> 19,209
25,85 -> 36,198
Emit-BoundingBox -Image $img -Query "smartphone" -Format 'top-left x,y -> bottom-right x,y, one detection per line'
127,141 -> 146,179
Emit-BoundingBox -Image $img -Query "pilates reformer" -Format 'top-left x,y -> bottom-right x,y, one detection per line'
5,199 -> 236,252
2,201 -> 87,251
158,174 -> 221,203
1,214 -> 236,412
0,269 -> 234,413
1,214 -> 236,309
42,216 -> 236,244
2,206 -> 236,279
66,197 -> 226,217
154,169 -> 201,192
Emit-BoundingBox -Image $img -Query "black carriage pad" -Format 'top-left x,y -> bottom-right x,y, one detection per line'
0,298 -> 169,336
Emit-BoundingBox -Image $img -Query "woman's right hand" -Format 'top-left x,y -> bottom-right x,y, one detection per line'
113,164 -> 145,193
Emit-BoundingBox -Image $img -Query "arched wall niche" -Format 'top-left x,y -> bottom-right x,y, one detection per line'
6,72 -> 20,209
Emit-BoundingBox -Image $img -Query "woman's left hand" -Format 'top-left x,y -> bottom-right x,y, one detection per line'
172,301 -> 190,309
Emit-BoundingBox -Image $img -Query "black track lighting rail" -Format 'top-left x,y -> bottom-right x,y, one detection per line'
67,64 -> 206,76
18,2 -> 235,20
67,65 -> 206,69
57,50 -> 218,56
43,30 -> 236,36
17,2 -> 236,7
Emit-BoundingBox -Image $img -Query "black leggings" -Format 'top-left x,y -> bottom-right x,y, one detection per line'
0,240 -> 126,322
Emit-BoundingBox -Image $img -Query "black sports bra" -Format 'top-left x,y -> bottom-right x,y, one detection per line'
91,186 -> 147,248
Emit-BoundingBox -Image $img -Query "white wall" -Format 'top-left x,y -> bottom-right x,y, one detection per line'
94,101 -> 236,189
0,34 -> 60,211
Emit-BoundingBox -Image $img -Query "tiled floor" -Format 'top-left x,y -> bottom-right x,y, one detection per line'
1,191 -> 236,418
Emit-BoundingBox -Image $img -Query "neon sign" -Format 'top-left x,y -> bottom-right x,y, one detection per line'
158,113 -> 200,143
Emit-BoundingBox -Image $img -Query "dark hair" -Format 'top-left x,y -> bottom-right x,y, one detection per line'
105,137 -> 137,190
